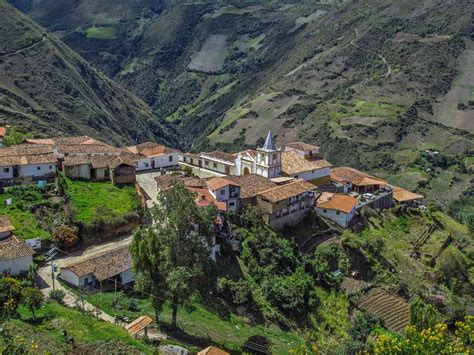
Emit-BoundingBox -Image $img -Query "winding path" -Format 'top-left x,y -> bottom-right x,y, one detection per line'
0,35 -> 47,57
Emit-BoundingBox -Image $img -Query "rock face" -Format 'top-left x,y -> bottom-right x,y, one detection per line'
159,345 -> 190,355
0,2 -> 178,147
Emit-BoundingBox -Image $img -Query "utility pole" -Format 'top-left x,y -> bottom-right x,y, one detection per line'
45,247 -> 58,291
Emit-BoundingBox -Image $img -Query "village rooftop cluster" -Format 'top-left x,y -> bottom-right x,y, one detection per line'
0,131 -> 423,286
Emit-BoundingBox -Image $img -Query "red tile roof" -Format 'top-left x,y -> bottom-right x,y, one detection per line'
281,151 -> 331,175
126,142 -> 180,157
286,141 -> 320,151
207,177 -> 240,191
62,246 -> 131,282
316,194 -> 357,214
0,236 -> 34,261
331,167 -> 386,187
257,179 -> 316,203
392,186 -> 424,202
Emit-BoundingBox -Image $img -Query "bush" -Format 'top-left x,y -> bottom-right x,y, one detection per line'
49,289 -> 66,304
52,225 -> 78,249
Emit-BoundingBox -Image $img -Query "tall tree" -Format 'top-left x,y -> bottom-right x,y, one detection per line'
130,183 -> 216,328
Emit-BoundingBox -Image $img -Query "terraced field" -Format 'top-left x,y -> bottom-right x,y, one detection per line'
357,288 -> 410,333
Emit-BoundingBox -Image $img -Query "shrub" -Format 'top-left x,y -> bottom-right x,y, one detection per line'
52,225 -> 78,249
49,289 -> 66,304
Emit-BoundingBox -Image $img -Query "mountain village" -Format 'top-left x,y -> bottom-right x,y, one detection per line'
0,131 -> 423,272
0,129 -> 446,353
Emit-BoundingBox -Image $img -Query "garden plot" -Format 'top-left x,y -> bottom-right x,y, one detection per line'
188,35 -> 228,73
419,230 -> 451,265
356,288 -> 410,333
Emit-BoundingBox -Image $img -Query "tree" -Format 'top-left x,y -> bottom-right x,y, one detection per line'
371,316 -> 474,354
0,277 -> 23,319
52,225 -> 78,249
410,297 -> 438,330
130,183 -> 216,328
21,287 -> 44,319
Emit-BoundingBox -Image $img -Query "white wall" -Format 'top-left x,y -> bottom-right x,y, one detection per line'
60,268 -> 81,286
136,158 -> 152,171
0,255 -> 32,275
201,157 -> 236,175
315,207 -> 355,227
0,165 -> 13,179
19,164 -> 56,178
152,152 -> 180,168
291,167 -> 330,181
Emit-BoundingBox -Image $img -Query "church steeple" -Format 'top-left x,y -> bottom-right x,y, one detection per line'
256,131 -> 281,178
261,131 -> 277,151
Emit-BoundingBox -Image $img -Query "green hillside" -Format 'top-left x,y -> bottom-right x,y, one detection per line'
0,1 -> 178,146
9,0 -> 473,206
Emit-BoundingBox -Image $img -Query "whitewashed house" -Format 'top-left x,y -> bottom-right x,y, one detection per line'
0,145 -> 57,183
60,246 -> 132,289
206,177 -> 241,212
315,193 -> 358,227
0,216 -> 34,275
125,142 -> 181,171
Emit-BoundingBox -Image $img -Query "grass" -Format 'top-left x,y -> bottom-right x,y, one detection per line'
0,192 -> 50,240
82,292 -> 304,353
85,26 -> 116,39
308,288 -> 350,353
2,302 -> 153,353
64,178 -> 140,225
329,100 -> 403,122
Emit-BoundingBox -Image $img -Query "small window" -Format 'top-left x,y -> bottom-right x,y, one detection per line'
229,202 -> 235,206
205,160 -> 209,166
169,155 -> 173,162
37,166 -> 41,170
220,189 -> 225,195
323,209 -> 327,213
213,162 -> 217,169
225,166 -> 230,174
49,165 -> 53,169
295,175 -> 299,179
336,211 -> 340,215
3,168 -> 9,173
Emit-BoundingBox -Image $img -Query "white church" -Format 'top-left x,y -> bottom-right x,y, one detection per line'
181,131 -> 332,186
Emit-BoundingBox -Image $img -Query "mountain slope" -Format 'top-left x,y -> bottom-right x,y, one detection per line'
7,0 -> 474,205
0,1 -> 177,146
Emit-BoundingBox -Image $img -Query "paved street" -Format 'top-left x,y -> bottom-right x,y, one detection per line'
136,171 -> 163,208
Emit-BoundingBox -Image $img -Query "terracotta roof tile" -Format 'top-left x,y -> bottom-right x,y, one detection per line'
0,216 -> 14,233
0,145 -> 57,167
126,142 -> 180,157
200,151 -> 236,163
316,193 -> 357,214
331,167 -> 386,187
207,177 -> 240,191
286,142 -> 320,151
125,316 -> 153,336
281,151 -> 331,175
392,186 -> 424,202
227,174 -> 277,199
187,187 -> 227,211
198,346 -> 230,355
62,246 -> 131,282
0,236 -> 34,261
257,179 -> 316,203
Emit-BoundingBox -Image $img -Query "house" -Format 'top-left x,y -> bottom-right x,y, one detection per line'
227,174 -> 278,206
281,149 -> 332,186
315,193 -> 358,227
27,135 -> 118,159
206,177 -> 241,212
60,246 -> 132,289
0,216 -> 34,275
330,167 -> 387,194
198,346 -> 230,355
125,142 -> 181,171
62,153 -> 137,184
256,179 -> 316,229
392,186 -> 424,206
0,144 -> 57,183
